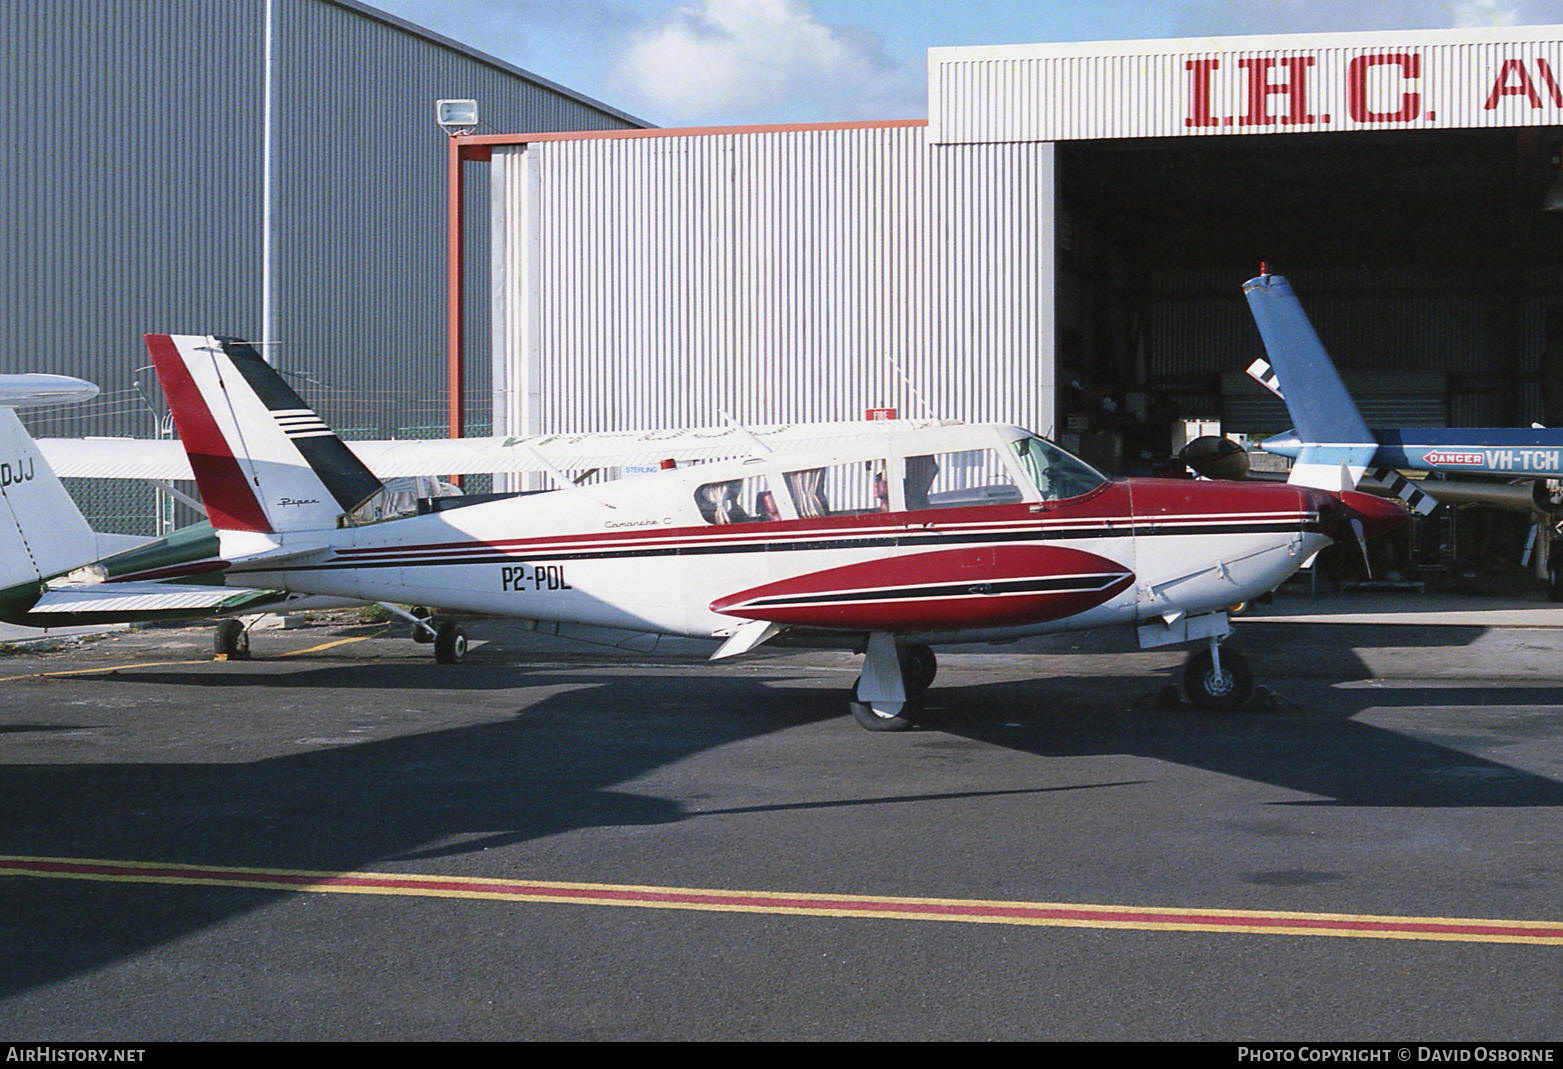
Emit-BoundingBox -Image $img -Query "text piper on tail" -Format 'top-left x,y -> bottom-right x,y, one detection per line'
147,332 -> 1403,729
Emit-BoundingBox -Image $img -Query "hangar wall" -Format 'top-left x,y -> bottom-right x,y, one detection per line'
0,0 -> 641,443
475,22 -> 1563,486
2,0 -> 643,533
488,125 -> 1057,444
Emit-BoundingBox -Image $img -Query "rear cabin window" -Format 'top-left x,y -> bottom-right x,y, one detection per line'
784,461 -> 888,518
904,448 -> 1024,510
694,475 -> 781,525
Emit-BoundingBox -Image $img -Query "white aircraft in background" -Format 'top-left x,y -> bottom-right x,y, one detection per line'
0,372 -> 366,650
141,333 -> 1403,729
0,373 -> 138,593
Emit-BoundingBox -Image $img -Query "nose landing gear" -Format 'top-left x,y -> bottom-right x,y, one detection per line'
1181,639 -> 1253,711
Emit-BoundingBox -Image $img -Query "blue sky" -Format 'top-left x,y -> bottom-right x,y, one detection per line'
369,0 -> 1563,126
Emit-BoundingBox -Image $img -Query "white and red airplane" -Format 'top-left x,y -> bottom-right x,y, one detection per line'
147,333 -> 1404,729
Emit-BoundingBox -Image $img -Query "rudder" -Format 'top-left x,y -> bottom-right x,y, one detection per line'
147,334 -> 383,533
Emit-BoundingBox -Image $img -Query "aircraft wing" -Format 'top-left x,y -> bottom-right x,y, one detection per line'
31,436 -> 536,481
35,420 -> 958,481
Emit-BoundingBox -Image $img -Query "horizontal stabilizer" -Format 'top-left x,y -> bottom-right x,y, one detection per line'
0,374 -> 99,409
31,583 -> 284,616
1368,467 -> 1439,516
1245,358 -> 1285,400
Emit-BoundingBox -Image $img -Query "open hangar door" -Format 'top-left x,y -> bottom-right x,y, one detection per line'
1054,127 -> 1563,475
1056,127 -> 1563,589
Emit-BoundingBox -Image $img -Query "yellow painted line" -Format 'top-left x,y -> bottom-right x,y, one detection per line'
0,660 -> 208,683
0,625 -> 389,679
3,855 -> 1561,945
275,634 -> 376,657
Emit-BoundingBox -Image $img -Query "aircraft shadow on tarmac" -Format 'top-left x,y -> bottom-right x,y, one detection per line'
4,632 -> 1563,1000
918,674 -> 1563,809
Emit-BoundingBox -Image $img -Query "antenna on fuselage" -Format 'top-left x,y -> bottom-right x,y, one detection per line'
720,411 -> 773,456
522,442 -> 616,508
883,353 -> 937,420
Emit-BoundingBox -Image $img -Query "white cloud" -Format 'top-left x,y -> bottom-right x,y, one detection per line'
608,0 -> 924,125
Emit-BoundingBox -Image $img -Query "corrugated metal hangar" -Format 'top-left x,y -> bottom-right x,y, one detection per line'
454,23 -> 1563,484
1,0 -> 642,445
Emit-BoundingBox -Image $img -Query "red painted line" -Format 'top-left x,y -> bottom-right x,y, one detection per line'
326,512 -> 1316,563
3,856 -> 1561,945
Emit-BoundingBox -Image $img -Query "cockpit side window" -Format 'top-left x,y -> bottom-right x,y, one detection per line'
904,448 -> 1024,509
1012,436 -> 1106,501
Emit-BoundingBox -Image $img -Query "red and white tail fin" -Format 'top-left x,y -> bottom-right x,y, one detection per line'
146,335 -> 383,534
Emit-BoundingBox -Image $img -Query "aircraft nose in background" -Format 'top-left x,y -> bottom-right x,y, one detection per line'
1260,428 -> 1303,459
1309,487 -> 1408,545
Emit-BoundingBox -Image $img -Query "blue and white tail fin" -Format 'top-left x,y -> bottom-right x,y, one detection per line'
0,379 -> 110,596
1243,272 -> 1378,493
146,335 -> 384,534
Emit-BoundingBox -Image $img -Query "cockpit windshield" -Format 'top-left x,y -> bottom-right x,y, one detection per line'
1011,436 -> 1107,501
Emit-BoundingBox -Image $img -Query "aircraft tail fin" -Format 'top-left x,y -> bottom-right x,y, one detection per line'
0,407 -> 104,611
1242,272 -> 1377,492
146,335 -> 384,533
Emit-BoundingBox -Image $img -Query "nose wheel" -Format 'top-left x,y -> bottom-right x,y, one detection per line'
1182,642 -> 1253,711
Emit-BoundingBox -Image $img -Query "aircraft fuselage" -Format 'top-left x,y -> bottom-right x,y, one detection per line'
224,471 -> 1336,646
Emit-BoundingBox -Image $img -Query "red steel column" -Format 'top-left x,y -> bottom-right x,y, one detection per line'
446,135 -> 464,446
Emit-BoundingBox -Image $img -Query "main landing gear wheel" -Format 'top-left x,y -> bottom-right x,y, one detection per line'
434,620 -> 468,664
1182,645 -> 1253,711
849,677 -> 922,732
900,644 -> 937,696
213,619 -> 250,660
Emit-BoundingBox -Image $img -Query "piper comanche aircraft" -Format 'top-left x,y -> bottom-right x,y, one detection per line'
146,333 -> 1403,729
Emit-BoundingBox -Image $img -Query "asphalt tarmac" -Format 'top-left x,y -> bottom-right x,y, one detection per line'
3,599 -> 1563,1041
